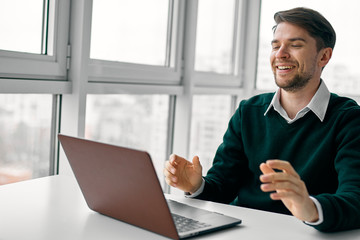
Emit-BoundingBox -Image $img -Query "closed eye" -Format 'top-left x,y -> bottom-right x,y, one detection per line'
271,44 -> 280,50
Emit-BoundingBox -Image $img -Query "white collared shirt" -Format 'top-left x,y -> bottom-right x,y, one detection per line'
264,80 -> 331,123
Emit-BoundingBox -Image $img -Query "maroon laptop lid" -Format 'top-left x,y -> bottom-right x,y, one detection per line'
58,134 -> 179,240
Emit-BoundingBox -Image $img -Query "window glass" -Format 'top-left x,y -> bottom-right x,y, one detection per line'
257,0 -> 360,95
0,94 -> 53,185
0,0 -> 45,54
189,95 -> 233,174
85,95 -> 169,187
90,0 -> 169,66
195,0 -> 236,74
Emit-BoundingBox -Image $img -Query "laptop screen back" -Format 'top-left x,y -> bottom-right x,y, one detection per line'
58,134 -> 179,239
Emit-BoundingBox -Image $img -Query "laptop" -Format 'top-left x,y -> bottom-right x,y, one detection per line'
58,134 -> 242,239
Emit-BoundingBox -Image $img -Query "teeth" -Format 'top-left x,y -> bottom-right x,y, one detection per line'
278,66 -> 293,70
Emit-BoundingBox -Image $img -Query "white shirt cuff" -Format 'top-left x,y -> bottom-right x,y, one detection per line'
185,178 -> 205,198
305,196 -> 324,225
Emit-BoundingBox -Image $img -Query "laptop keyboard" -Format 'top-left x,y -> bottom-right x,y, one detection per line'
172,213 -> 211,233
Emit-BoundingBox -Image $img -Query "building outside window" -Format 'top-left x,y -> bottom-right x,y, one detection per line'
0,95 -> 53,185
189,95 -> 233,173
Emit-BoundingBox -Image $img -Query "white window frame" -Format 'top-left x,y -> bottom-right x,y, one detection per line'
0,0 -> 70,86
191,0 -> 245,88
87,0 -> 185,85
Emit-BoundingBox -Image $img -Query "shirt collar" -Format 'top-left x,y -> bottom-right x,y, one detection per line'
264,80 -> 331,122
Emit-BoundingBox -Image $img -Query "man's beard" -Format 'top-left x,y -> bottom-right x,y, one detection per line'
275,72 -> 313,92
273,57 -> 317,92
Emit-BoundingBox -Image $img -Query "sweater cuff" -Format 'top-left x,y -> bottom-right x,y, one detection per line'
185,178 -> 205,198
304,196 -> 324,225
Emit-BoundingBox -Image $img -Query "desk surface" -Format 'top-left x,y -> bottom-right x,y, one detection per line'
0,175 -> 359,240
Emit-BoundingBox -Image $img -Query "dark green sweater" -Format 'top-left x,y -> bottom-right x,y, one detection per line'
198,93 -> 360,232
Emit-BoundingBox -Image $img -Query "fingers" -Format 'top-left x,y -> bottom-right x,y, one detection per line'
167,154 -> 178,173
259,162 -> 275,174
164,154 -> 182,187
260,171 -> 299,183
259,160 -> 300,184
260,177 -> 303,196
163,161 -> 178,187
268,190 -> 300,201
169,153 -> 182,165
166,154 -> 186,175
259,160 -> 304,198
263,160 -> 299,178
192,156 -> 202,172
192,155 -> 199,165
164,154 -> 192,187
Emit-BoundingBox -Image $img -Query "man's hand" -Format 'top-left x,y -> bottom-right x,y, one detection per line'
163,154 -> 203,194
259,160 -> 319,222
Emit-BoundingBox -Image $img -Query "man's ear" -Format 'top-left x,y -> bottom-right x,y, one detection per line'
319,47 -> 333,68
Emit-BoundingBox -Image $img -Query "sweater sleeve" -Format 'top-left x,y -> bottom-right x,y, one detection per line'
312,106 -> 360,232
196,102 -> 250,204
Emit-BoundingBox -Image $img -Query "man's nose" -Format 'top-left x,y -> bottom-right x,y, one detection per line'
275,45 -> 290,59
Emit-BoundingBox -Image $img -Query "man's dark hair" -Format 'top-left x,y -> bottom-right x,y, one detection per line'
273,7 -> 336,52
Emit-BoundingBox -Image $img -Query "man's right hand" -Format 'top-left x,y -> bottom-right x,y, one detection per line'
163,154 -> 203,194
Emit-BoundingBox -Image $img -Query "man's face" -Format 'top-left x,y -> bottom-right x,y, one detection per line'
270,22 -> 323,92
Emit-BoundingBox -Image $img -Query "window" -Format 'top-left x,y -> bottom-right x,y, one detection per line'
189,95 -> 233,173
89,0 -> 182,85
257,0 -> 360,96
195,0 -> 237,74
0,0 -> 45,54
0,0 -> 69,80
85,95 -> 170,187
0,0 -> 68,185
190,0 -> 244,88
91,0 -> 169,66
0,94 -> 53,185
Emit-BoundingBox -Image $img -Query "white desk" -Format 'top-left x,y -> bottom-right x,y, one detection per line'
0,175 -> 359,240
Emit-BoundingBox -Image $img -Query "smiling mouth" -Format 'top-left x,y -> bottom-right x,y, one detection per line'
277,66 -> 295,70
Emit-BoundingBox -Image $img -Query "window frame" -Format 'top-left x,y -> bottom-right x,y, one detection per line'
87,0 -> 185,85
191,0 -> 245,88
0,0 -> 70,83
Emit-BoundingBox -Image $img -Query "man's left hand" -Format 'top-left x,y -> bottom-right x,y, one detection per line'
259,160 -> 319,222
